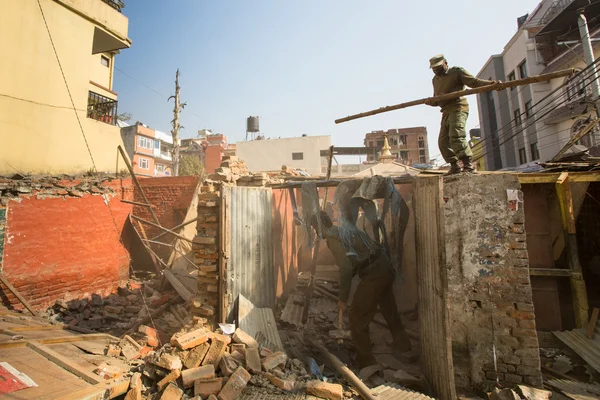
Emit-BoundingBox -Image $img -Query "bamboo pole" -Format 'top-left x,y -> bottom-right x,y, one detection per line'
117,145 -> 160,225
120,199 -> 155,208
335,68 -> 576,124
131,215 -> 194,244
0,276 -> 37,316
151,216 -> 202,241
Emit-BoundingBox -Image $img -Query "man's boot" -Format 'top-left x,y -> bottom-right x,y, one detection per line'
461,156 -> 476,173
445,162 -> 461,175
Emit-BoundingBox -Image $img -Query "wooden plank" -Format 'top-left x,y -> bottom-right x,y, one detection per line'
0,275 -> 38,316
51,379 -> 129,400
413,175 -> 456,400
131,214 -> 193,243
529,268 -> 572,277
0,340 -> 28,349
37,333 -> 113,345
26,341 -> 102,384
588,308 -> 600,339
219,186 -> 228,323
9,325 -> 66,332
163,269 -> 194,301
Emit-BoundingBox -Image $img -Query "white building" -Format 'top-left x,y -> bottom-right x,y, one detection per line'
236,136 -> 332,176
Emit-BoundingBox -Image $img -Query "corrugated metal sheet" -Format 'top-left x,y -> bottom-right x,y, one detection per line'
372,383 -> 435,400
546,379 -> 600,400
238,294 -> 284,352
225,186 -> 274,311
239,388 -> 320,400
554,325 -> 600,374
413,176 -> 456,400
280,295 -> 305,327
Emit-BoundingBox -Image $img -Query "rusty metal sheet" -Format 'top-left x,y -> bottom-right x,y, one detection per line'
371,383 -> 435,400
546,379 -> 600,400
225,186 -> 274,313
238,294 -> 284,352
554,325 -> 600,374
280,295 -> 305,327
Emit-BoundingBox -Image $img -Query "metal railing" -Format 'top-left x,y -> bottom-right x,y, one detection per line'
101,0 -> 124,12
540,0 -> 573,25
87,91 -> 118,125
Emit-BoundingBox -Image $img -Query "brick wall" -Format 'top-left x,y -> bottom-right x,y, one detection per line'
444,174 -> 542,392
205,145 -> 224,174
0,177 -> 134,311
133,175 -> 200,241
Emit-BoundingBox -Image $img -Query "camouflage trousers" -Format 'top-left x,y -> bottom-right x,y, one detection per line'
438,111 -> 472,164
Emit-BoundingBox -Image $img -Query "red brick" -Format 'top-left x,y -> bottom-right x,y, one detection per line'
182,365 -> 215,388
232,328 -> 258,348
172,328 -> 209,350
262,351 -> 287,371
157,369 -> 181,391
160,382 -> 183,400
265,373 -> 295,391
245,347 -> 261,374
184,342 -> 210,369
194,377 -> 223,398
202,338 -> 227,367
217,367 -> 251,400
305,381 -> 343,400
218,353 -> 238,376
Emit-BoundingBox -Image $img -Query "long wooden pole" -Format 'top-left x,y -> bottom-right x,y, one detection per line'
131,215 -> 194,244
117,145 -> 160,225
0,276 -> 37,316
335,68 -> 576,124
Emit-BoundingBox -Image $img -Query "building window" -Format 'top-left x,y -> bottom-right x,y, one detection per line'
566,75 -> 586,101
418,136 -> 425,148
87,91 -> 117,125
518,60 -> 528,79
139,157 -> 149,169
525,101 -> 533,119
419,149 -> 426,156
154,140 -> 160,149
156,164 -> 166,174
508,71 -> 516,90
399,135 -> 407,145
138,136 -> 153,149
530,142 -> 540,160
101,55 -> 110,67
377,140 -> 384,148
292,152 -> 304,160
400,151 -> 409,160
420,156 -> 426,163
514,108 -> 522,126
519,147 -> 527,164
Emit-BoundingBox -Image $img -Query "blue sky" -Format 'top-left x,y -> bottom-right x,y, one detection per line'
115,0 -> 541,163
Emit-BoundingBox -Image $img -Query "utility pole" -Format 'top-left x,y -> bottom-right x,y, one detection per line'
168,69 -> 186,176
578,8 -> 600,143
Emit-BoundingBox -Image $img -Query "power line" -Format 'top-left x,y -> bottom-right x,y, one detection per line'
0,93 -> 87,111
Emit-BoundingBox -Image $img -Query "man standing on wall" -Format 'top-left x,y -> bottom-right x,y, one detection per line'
311,211 -> 413,369
425,55 -> 502,174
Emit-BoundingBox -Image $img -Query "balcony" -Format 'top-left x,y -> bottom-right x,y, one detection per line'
87,91 -> 118,125
101,0 -> 125,12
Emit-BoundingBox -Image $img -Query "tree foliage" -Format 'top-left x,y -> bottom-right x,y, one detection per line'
178,154 -> 204,177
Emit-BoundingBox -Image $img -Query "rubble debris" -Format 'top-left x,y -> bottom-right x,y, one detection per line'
488,388 -> 520,400
182,365 -> 215,388
160,382 -> 183,400
306,380 -> 344,400
217,366 -> 251,400
233,327 -> 259,348
195,377 -> 223,398
515,385 -> 552,400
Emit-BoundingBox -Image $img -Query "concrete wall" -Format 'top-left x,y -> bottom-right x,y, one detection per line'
236,136 -> 332,176
444,174 -> 542,391
0,0 -> 129,175
0,177 -> 133,311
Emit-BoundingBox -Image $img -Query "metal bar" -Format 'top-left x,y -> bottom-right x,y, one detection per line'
117,145 -> 160,224
335,69 -> 576,124
131,215 -> 193,243
0,275 -> 37,316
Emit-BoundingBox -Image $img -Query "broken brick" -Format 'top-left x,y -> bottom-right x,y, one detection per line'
230,343 -> 245,355
232,328 -> 258,348
262,351 -> 287,371
160,382 -> 183,400
157,369 -> 181,391
184,342 -> 210,369
93,364 -> 122,379
104,305 -> 124,314
139,325 -> 158,339
212,332 -> 232,345
120,335 -> 142,360
245,347 -> 261,374
202,338 -> 227,367
230,350 -> 245,365
182,364 -> 215,388
217,366 -> 251,400
218,353 -> 238,377
306,380 -> 343,400
265,373 -> 295,391
172,328 -> 209,350
260,348 -> 273,358
153,353 -> 183,371
195,377 -> 223,398
106,344 -> 121,357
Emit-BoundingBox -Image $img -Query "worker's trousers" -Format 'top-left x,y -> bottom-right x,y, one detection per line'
349,269 -> 411,369
438,110 -> 472,164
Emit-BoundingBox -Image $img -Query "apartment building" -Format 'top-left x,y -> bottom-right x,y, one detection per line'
0,0 -> 131,175
364,127 -> 429,165
476,0 -> 600,170
120,123 -> 174,177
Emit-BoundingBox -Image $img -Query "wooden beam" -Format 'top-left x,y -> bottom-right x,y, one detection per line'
587,308 -> 599,339
163,269 -> 194,301
151,216 -> 202,241
270,175 -> 416,190
219,186 -> 228,323
117,145 -> 160,224
529,268 -> 572,277
335,69 -> 576,124
119,199 -> 155,208
0,275 -> 38,316
131,215 -> 193,243
555,173 -> 589,328
26,341 -> 102,384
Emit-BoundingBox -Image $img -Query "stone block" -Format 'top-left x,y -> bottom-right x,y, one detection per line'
245,347 -> 261,374
184,342 -> 210,369
305,380 -> 343,400
173,328 -> 209,350
262,351 -> 287,371
517,365 -> 541,377
194,377 -> 223,398
160,383 -> 183,400
515,302 -> 535,312
182,365 -> 215,388
217,367 -> 251,400
232,328 -> 259,348
504,373 -> 523,384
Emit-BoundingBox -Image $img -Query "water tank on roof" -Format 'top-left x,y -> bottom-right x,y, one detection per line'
247,116 -> 260,133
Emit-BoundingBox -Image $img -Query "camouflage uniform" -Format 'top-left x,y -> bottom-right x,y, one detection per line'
429,56 -> 495,164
